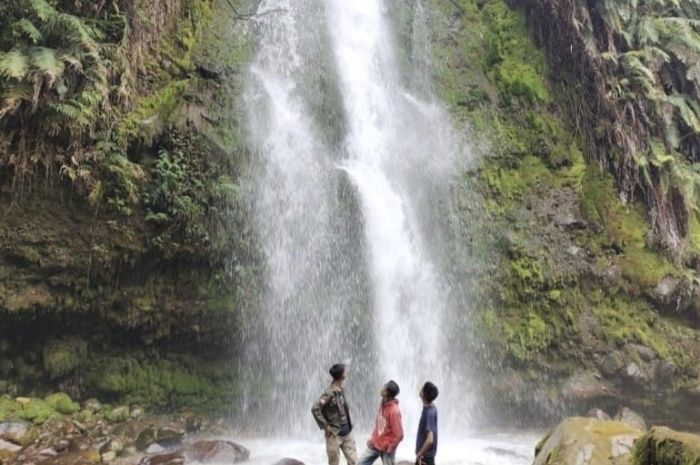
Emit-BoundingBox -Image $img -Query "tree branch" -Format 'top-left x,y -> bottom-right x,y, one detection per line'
224,0 -> 287,20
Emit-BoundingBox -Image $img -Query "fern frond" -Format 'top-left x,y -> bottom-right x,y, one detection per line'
0,50 -> 30,79
13,19 -> 43,43
30,0 -> 58,22
30,47 -> 65,84
668,94 -> 700,133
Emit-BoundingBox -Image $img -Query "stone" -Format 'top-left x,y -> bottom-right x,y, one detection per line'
625,363 -> 645,383
626,344 -> 656,363
533,417 -> 643,465
18,398 -> 58,425
182,411 -> 206,433
561,370 -> 616,401
0,438 -> 21,453
101,450 -> 117,462
104,406 -> 129,423
138,452 -> 185,465
130,407 -> 144,419
45,393 -> 80,414
613,407 -> 646,432
82,399 -> 102,413
0,421 -> 32,444
185,440 -> 250,463
633,426 -> 700,465
585,408 -> 611,421
273,459 -> 305,465
600,352 -> 625,377
135,424 -> 184,451
146,443 -> 166,454
99,438 -> 123,455
655,361 -> 678,382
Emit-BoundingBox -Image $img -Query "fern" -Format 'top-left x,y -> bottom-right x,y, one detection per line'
0,50 -> 29,79
13,19 -> 42,44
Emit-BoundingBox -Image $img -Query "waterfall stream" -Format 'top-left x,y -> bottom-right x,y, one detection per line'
240,0 -> 521,460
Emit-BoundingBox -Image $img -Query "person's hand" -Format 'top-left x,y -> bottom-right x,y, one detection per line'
324,425 -> 332,438
367,440 -> 372,449
416,454 -> 424,465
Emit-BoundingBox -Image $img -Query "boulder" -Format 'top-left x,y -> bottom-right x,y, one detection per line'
613,407 -> 646,432
45,393 -> 80,414
185,440 -> 250,463
600,352 -> 625,377
273,459 -> 305,465
139,451 -> 186,465
626,344 -> 655,363
0,438 -> 21,453
633,426 -> 700,465
561,370 -> 616,401
135,424 -> 185,451
105,406 -> 130,423
0,420 -> 32,444
533,417 -> 644,465
18,398 -> 58,425
585,408 -> 611,421
82,399 -> 102,413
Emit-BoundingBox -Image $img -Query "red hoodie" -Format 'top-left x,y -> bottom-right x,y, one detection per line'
369,399 -> 403,453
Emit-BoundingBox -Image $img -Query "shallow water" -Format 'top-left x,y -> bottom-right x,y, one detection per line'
237,432 -> 540,465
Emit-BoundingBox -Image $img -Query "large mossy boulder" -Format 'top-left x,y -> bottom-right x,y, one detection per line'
534,417 -> 643,465
0,396 -> 21,421
633,426 -> 700,465
45,393 -> 80,414
17,398 -> 58,425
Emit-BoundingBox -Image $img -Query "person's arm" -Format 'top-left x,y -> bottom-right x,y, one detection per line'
416,431 -> 434,458
311,393 -> 331,436
386,408 -> 404,453
416,409 -> 437,459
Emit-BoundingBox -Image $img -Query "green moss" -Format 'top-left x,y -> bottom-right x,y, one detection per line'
0,395 -> 21,421
104,405 -> 130,422
633,427 -> 700,465
42,338 -> 87,379
18,398 -> 58,425
118,79 -> 191,144
582,167 -> 677,288
45,393 -> 80,414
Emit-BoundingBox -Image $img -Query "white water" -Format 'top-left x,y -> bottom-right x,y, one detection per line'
243,0 -> 482,456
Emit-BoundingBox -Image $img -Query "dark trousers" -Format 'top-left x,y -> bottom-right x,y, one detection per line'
416,457 -> 435,465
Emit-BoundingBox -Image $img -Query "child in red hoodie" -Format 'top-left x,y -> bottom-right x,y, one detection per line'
359,380 -> 404,465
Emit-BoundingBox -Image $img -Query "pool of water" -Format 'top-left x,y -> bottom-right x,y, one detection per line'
237,431 -> 541,465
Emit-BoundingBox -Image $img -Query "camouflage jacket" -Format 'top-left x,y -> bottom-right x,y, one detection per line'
311,383 -> 352,436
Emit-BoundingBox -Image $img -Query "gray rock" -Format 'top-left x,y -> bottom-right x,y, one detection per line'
146,444 -> 165,454
138,452 -> 185,465
561,370 -> 615,401
627,344 -> 656,362
656,360 -> 678,382
185,440 -> 250,463
82,399 -> 102,412
101,450 -> 117,462
0,438 -> 21,453
105,406 -> 129,423
0,421 -> 32,444
610,434 -> 636,457
614,407 -> 647,431
273,460 -> 305,465
625,363 -> 645,383
600,352 -> 625,377
586,408 -> 611,421
655,276 -> 681,300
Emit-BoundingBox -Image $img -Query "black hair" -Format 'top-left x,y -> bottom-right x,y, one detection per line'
385,380 -> 400,398
329,363 -> 346,381
422,381 -> 439,402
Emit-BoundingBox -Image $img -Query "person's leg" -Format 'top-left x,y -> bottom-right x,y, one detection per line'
357,445 -> 381,465
326,435 -> 341,465
381,451 -> 396,465
340,433 -> 359,465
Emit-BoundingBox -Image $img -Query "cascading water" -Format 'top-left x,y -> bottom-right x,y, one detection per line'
241,0 -> 505,458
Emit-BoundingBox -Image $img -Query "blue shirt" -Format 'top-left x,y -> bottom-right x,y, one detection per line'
416,404 -> 438,458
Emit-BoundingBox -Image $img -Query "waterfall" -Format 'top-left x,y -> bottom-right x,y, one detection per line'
243,0 -> 471,443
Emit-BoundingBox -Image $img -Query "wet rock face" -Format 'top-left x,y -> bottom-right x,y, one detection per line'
560,370 -> 617,402
613,407 -> 646,432
533,417 -> 643,465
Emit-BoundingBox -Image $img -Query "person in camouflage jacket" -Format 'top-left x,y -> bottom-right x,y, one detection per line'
312,363 -> 358,465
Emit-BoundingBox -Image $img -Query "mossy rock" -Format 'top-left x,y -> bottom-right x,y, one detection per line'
42,338 -> 87,379
104,406 -> 130,422
633,426 -> 700,465
0,396 -> 21,421
534,417 -> 643,465
17,398 -> 59,425
45,393 -> 80,415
